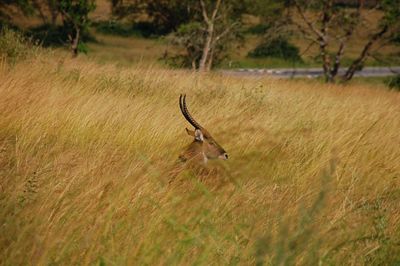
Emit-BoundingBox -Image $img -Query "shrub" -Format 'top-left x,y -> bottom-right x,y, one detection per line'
132,21 -> 167,38
28,24 -> 96,48
248,37 -> 303,62
386,74 -> 400,91
391,32 -> 400,44
93,20 -> 142,37
0,27 -> 39,64
93,20 -> 168,38
247,23 -> 271,35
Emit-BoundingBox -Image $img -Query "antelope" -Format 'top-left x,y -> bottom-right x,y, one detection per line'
178,94 -> 228,164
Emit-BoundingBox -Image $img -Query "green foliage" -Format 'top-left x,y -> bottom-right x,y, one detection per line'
380,0 -> 400,26
113,0 -> 195,36
59,0 -> 96,55
248,37 -> 302,62
392,32 -> 400,44
165,0 -> 246,70
166,22 -> 204,68
93,20 -> 140,37
77,41 -> 89,54
131,22 -> 166,38
168,15 -> 243,69
246,24 -> 271,35
28,24 -> 96,47
0,27 -> 39,64
386,75 -> 400,91
59,0 -> 96,30
92,20 -> 163,38
0,20 -> 18,32
144,0 -> 194,35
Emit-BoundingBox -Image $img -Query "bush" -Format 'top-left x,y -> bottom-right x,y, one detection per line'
248,37 -> 302,62
93,20 -> 141,37
132,21 -> 166,38
391,32 -> 400,44
0,27 -> 39,64
247,23 -> 271,35
29,24 -> 96,48
93,20 -> 167,38
386,75 -> 400,91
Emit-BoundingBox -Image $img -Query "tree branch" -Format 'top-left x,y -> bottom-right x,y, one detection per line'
213,21 -> 239,45
331,0 -> 362,78
293,0 -> 324,39
343,24 -> 389,81
292,21 -> 320,44
199,0 -> 210,24
211,0 -> 222,21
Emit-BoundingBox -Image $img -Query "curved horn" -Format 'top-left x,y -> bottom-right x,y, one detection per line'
179,94 -> 203,129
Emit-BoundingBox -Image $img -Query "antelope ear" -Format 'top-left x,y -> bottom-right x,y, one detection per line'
185,128 -> 195,137
194,129 -> 204,142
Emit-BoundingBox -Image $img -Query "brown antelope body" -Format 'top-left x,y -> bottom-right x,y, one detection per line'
179,94 -> 228,164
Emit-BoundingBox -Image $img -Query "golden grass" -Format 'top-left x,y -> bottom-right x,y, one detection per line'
0,54 -> 399,265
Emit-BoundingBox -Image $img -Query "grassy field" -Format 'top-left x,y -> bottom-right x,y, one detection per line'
87,33 -> 171,67
0,44 -> 399,265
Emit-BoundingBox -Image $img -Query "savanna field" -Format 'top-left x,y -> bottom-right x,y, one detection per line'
0,43 -> 400,265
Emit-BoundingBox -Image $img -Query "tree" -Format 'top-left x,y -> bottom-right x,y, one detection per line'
168,0 -> 244,71
106,0 -> 249,70
59,0 -> 96,57
246,1 -> 297,63
110,0 -> 193,35
289,0 -> 400,82
169,21 -> 204,69
343,0 -> 400,81
196,0 -> 238,71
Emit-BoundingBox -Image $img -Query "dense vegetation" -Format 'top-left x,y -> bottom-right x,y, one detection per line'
248,37 -> 302,62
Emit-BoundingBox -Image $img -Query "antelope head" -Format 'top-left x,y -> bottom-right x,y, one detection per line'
179,94 -> 228,164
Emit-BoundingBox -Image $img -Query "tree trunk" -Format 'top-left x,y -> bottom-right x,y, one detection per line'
70,27 -> 80,58
199,24 -> 214,72
330,42 -> 345,82
320,0 -> 333,82
198,0 -> 221,72
205,46 -> 214,71
342,25 -> 388,81
191,58 -> 197,70
320,40 -> 333,82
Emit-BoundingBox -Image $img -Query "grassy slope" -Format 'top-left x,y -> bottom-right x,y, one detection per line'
0,52 -> 399,265
87,33 -> 171,67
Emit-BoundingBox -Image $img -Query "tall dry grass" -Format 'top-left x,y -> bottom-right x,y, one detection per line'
0,53 -> 399,265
